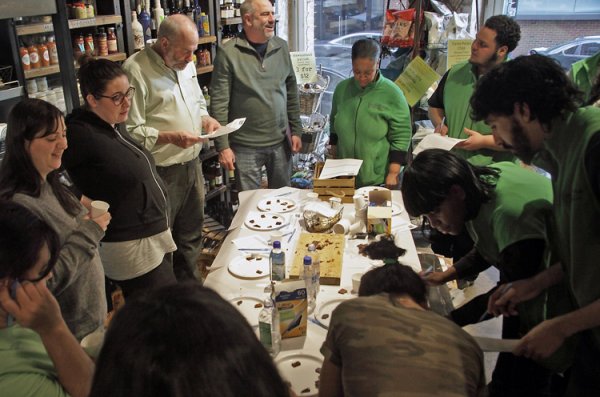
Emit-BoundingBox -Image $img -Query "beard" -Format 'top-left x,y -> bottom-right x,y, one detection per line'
470,50 -> 499,69
510,118 -> 537,164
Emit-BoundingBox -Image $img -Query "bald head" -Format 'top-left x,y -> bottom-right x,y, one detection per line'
154,14 -> 198,71
157,14 -> 198,41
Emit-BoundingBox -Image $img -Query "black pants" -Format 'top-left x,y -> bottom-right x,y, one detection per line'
110,254 -> 177,300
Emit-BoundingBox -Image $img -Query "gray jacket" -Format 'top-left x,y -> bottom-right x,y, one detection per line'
210,32 -> 302,151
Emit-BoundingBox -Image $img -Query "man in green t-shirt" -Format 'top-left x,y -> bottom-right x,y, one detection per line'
428,15 -> 520,166
402,149 -> 559,395
471,54 -> 600,394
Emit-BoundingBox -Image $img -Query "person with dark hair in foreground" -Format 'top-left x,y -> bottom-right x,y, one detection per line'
402,149 -> 565,396
319,239 -> 486,397
471,54 -> 600,395
89,282 -> 292,397
0,200 -> 94,397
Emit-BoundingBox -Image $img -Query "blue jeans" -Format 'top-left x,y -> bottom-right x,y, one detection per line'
231,141 -> 291,192
156,158 -> 204,282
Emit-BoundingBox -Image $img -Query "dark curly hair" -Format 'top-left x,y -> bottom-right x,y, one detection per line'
471,54 -> 583,124
484,15 -> 521,53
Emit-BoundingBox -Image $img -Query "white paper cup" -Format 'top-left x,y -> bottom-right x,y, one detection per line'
90,200 -> 110,218
349,221 -> 363,235
352,273 -> 363,294
332,218 -> 351,234
353,194 -> 366,212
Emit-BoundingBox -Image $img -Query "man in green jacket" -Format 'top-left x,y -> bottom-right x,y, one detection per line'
210,0 -> 302,191
428,15 -> 520,166
569,50 -> 600,104
471,54 -> 600,395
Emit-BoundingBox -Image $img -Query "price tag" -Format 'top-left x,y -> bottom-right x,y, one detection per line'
69,18 -> 97,29
290,52 -> 317,85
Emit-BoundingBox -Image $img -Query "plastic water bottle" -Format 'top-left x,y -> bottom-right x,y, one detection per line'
302,255 -> 316,312
258,297 -> 281,357
270,241 -> 285,281
307,244 -> 320,298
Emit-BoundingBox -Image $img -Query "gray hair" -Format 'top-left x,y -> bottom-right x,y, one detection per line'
240,0 -> 257,18
351,39 -> 381,61
157,14 -> 197,41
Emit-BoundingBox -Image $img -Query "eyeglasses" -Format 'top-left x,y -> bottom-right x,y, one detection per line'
96,86 -> 136,106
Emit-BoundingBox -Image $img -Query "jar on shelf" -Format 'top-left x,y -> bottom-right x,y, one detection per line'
84,33 -> 95,56
73,33 -> 85,60
27,41 -> 41,69
97,28 -> 108,56
107,27 -> 118,54
19,42 -> 31,71
47,36 -> 59,65
37,37 -> 50,67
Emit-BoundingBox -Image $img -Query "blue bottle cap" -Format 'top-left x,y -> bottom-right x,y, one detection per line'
273,241 -> 281,249
303,255 -> 312,266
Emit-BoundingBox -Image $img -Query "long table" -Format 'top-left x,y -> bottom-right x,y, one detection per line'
204,187 -> 422,396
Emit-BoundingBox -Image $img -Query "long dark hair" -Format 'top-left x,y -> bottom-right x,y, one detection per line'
90,283 -> 290,397
0,200 -> 60,280
401,149 -> 499,220
0,99 -> 79,215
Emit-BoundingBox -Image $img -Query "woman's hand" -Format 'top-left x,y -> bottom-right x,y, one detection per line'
89,211 -> 111,231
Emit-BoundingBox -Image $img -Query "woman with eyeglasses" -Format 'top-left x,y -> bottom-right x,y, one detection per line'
0,200 -> 94,397
0,99 -> 109,341
63,56 -> 177,299
328,38 -> 411,188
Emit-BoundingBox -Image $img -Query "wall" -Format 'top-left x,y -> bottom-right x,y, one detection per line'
513,19 -> 600,56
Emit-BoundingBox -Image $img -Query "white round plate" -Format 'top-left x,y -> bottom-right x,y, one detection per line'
314,298 -> 350,329
228,255 -> 269,279
245,212 -> 287,231
356,186 -> 390,202
229,296 -> 264,327
391,203 -> 402,216
275,353 -> 323,396
257,197 -> 298,213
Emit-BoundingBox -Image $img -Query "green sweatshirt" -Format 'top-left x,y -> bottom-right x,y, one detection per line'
534,106 -> 600,350
444,61 -> 515,166
569,51 -> 600,103
210,32 -> 302,151
330,73 -> 411,187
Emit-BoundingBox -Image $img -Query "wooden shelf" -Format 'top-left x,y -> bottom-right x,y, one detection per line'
24,65 -> 60,79
196,65 -> 214,75
16,23 -> 54,36
68,15 -> 122,29
198,35 -> 217,45
221,17 -> 242,26
99,52 -> 127,62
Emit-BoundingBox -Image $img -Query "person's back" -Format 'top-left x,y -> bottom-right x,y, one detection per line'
323,294 -> 486,397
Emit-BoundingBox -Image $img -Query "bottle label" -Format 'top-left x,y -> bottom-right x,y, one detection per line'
259,321 -> 272,347
108,40 -> 118,52
29,52 -> 40,64
42,50 -> 50,62
21,53 -> 30,66
134,33 -> 145,50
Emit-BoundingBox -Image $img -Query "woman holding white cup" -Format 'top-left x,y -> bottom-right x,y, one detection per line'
0,98 -> 110,340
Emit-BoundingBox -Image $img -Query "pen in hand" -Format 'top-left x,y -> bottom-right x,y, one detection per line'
478,282 -> 513,322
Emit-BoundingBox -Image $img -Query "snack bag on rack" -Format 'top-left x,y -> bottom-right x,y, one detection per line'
381,8 -> 417,48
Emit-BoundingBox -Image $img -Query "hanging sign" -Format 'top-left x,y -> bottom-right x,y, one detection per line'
447,39 -> 473,70
395,56 -> 440,107
290,52 -> 317,84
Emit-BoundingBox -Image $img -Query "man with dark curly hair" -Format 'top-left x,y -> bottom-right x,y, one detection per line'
471,54 -> 600,395
428,14 -> 521,166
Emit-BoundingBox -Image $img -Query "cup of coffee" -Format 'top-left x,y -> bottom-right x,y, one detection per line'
352,273 -> 363,294
90,200 -> 110,218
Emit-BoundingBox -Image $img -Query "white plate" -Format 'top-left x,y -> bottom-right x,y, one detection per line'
257,197 -> 298,213
275,353 -> 323,396
229,296 -> 264,327
314,298 -> 350,329
356,186 -> 390,202
391,203 -> 403,216
228,255 -> 269,279
244,212 -> 287,231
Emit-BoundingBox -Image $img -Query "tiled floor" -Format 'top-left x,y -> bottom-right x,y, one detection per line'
411,227 -> 502,383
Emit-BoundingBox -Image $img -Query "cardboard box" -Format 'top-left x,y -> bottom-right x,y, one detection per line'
274,280 -> 308,339
367,190 -> 392,235
312,162 -> 355,204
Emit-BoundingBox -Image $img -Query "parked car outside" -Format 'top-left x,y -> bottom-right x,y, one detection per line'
529,36 -> 600,70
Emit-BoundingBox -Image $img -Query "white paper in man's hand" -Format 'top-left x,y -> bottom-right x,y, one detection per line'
413,133 -> 465,156
203,118 -> 246,139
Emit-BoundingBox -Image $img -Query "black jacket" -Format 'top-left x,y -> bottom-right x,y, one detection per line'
64,108 -> 169,242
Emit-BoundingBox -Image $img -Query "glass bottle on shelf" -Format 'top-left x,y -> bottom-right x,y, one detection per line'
131,11 -> 145,51
107,28 -> 118,54
37,37 -> 50,67
28,40 -> 41,69
153,0 -> 165,33
96,29 -> 108,56
183,0 -> 193,19
73,33 -> 85,61
84,33 -> 95,56
47,36 -> 59,65
139,1 -> 152,44
20,41 -> 31,71
193,0 -> 202,35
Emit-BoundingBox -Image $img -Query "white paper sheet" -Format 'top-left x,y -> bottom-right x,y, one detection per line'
203,118 -> 246,139
473,336 -> 520,352
412,133 -> 465,156
318,159 -> 363,179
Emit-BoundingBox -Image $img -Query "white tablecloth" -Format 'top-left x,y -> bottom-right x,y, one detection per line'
203,187 -> 422,395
